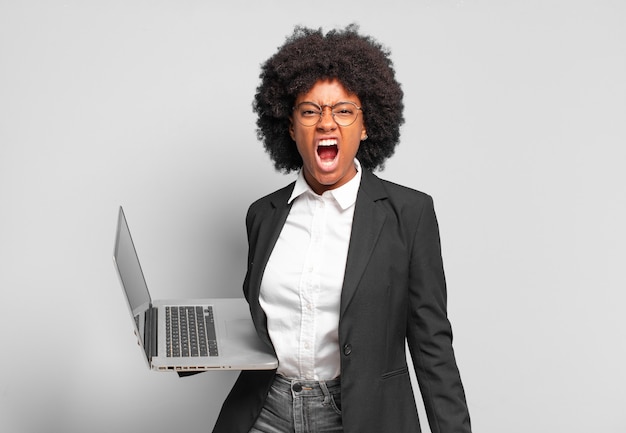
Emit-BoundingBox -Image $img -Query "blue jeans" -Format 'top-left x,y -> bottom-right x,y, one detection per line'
249,375 -> 343,433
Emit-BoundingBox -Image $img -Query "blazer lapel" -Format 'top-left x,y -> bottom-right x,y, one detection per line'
340,171 -> 388,316
246,172 -> 388,336
246,184 -> 294,347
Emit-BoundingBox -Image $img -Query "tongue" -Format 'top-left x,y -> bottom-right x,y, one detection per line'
318,145 -> 338,161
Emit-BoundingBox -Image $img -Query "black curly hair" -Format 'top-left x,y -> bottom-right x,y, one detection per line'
253,24 -> 404,173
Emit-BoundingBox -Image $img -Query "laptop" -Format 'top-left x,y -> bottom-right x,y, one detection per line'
112,206 -> 278,372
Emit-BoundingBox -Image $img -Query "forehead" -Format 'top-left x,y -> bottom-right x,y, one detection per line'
296,79 -> 361,105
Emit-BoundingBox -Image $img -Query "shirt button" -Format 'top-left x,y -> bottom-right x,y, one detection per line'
343,344 -> 352,356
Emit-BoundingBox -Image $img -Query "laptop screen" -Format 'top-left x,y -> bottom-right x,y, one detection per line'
113,207 -> 152,316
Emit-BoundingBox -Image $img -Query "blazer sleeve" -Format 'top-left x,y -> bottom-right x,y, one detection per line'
406,195 -> 472,433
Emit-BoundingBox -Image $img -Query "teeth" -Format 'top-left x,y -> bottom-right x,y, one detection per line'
319,139 -> 338,146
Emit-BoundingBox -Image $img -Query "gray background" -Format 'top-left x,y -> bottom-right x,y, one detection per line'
1,1 -> 625,432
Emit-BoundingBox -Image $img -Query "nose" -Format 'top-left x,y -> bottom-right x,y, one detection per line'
317,106 -> 337,131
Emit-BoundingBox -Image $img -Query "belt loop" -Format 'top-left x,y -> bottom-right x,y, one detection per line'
318,379 -> 332,405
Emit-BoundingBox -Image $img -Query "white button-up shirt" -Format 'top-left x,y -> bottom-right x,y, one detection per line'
259,160 -> 361,380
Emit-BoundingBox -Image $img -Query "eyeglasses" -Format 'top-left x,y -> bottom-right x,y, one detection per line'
292,101 -> 363,127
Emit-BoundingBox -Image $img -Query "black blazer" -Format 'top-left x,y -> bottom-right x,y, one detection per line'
213,170 -> 471,433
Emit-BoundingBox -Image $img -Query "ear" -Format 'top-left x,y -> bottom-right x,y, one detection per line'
360,126 -> 368,141
289,117 -> 296,141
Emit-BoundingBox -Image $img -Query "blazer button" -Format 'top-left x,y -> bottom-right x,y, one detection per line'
343,344 -> 352,356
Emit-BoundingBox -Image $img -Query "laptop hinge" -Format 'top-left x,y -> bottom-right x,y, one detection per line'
145,306 -> 158,360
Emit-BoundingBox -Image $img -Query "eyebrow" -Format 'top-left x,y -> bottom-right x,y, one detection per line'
297,101 -> 361,107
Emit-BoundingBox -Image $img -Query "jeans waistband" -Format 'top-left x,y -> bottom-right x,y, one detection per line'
272,374 -> 341,396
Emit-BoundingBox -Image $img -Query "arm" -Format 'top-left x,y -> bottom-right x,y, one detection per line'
406,195 -> 471,433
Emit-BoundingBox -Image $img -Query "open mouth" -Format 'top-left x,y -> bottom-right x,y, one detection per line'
317,138 -> 338,161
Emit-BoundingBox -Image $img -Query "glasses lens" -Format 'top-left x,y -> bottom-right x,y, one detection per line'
295,103 -> 322,126
332,102 -> 359,126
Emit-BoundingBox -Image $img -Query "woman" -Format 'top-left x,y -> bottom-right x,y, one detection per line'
213,25 -> 471,433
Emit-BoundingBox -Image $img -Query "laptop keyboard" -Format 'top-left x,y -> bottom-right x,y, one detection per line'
165,306 -> 218,357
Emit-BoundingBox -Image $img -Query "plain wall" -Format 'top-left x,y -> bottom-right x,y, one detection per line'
1,1 -> 625,432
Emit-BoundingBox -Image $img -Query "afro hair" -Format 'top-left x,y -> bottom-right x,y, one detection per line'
253,24 -> 404,172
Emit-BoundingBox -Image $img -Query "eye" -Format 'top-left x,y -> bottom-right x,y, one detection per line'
301,109 -> 319,117
333,103 -> 356,117
298,103 -> 321,118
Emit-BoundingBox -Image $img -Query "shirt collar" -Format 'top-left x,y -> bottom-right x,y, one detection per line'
289,159 -> 362,210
